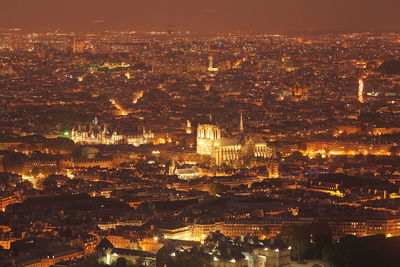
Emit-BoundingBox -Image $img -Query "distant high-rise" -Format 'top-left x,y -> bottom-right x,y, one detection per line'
240,111 -> 244,133
358,78 -> 364,103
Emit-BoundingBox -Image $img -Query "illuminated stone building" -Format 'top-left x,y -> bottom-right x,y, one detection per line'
266,160 -> 280,178
71,118 -> 154,146
304,141 -> 391,157
168,161 -> 201,180
251,243 -> 291,267
196,114 -> 274,166
160,216 -> 312,242
161,216 -> 400,244
327,218 -> 400,240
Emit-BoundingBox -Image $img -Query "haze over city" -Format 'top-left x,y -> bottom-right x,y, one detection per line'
1,0 -> 400,32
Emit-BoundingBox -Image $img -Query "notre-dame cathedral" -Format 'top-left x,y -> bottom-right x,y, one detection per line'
196,113 -> 274,167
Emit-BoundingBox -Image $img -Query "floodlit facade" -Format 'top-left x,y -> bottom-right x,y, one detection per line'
196,121 -> 274,166
71,118 -> 154,146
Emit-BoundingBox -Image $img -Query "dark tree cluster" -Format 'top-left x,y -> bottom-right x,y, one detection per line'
322,234 -> 400,267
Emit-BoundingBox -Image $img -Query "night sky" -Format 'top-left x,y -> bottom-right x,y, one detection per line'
1,0 -> 399,33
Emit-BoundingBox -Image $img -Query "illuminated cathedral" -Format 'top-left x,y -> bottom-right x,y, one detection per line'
196,113 -> 274,166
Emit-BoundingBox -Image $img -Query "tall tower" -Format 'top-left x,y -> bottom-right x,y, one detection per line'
208,56 -> 218,72
240,111 -> 244,133
197,124 -> 221,155
267,160 -> 279,178
358,78 -> 364,103
72,37 -> 77,54
208,56 -> 214,71
186,120 -> 192,134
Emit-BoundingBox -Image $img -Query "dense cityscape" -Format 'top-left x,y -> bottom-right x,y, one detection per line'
1,27 -> 400,267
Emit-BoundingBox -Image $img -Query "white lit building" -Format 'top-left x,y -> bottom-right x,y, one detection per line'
196,114 -> 274,166
71,118 -> 154,146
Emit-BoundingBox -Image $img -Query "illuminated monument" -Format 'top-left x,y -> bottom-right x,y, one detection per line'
71,117 -> 154,146
196,113 -> 274,166
358,78 -> 364,103
207,56 -> 219,72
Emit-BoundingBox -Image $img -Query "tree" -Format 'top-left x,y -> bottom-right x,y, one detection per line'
285,151 -> 308,164
157,156 -> 171,166
31,167 -> 40,177
283,224 -> 312,262
46,137 -> 75,152
389,145 -> 400,156
320,234 -> 400,267
1,151 -> 26,174
42,176 -> 57,190
208,182 -> 227,195
309,221 -> 332,259
115,257 -> 128,267
16,181 -> 34,192
74,259 -> 109,267
283,221 -> 332,262
315,153 -> 324,164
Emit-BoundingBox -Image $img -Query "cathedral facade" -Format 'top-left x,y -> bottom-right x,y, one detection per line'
196,116 -> 274,166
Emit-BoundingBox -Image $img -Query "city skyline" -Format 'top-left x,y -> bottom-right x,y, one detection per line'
1,2 -> 400,267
